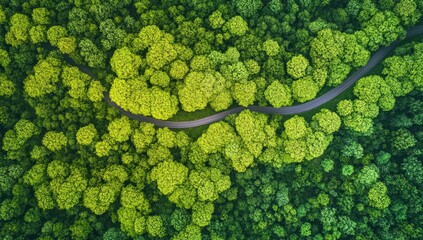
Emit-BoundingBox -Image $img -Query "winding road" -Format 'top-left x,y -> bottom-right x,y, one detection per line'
95,25 -> 423,128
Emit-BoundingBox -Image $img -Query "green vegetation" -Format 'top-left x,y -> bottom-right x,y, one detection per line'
0,0 -> 422,239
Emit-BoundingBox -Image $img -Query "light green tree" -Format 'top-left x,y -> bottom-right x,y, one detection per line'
169,60 -> 189,80
108,117 -> 132,143
110,47 -> 142,79
146,39 -> 178,70
311,109 -> 341,134
263,39 -> 280,57
232,81 -> 257,107
192,201 -> 214,227
284,116 -> 308,140
120,184 -> 151,214
292,76 -> 319,103
287,55 -> 309,79
76,124 -> 98,145
264,81 -> 293,107
235,110 -> 277,157
135,25 -> 164,51
150,160 -> 189,195
32,8 -> 50,25
208,10 -> 225,29
0,75 -> 16,97
29,25 -> 47,44
42,131 -> 68,152
57,37 -> 77,54
150,70 -> 170,87
24,58 -> 61,98
156,128 -> 176,148
197,122 -> 237,154
150,87 -> 179,120
46,25 -> 68,46
224,16 -> 249,36
368,182 -> 391,209
146,216 -> 166,237
5,13 -> 31,47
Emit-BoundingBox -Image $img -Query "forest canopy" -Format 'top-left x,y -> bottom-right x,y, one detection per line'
0,0 -> 422,239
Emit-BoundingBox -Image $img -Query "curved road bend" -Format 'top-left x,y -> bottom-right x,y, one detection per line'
101,25 -> 423,128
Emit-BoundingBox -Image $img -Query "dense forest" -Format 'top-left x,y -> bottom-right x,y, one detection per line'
0,0 -> 422,239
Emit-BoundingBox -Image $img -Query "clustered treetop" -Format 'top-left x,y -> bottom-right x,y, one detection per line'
0,0 -> 422,239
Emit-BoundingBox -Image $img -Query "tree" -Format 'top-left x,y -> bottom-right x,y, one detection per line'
197,122 -> 236,154
57,37 -> 77,54
224,137 -> 255,172
146,39 -> 177,70
394,0 -> 418,25
47,160 -> 69,179
224,16 -> 249,36
220,61 -> 250,83
83,183 -> 120,215
150,160 -> 189,195
76,124 -> 98,145
354,75 -> 390,103
147,143 -> 172,166
0,77 -> 14,96
50,169 -> 87,210
287,55 -> 309,79
368,182 -> 391,209
208,10 -> 225,29
169,60 -> 189,80
263,39 -> 280,57
310,29 -> 344,68
5,13 -> 31,47
232,81 -> 257,107
120,185 -> 151,214
391,128 -> 416,151
336,99 -> 354,116
284,116 -> 308,140
109,78 -> 149,116
402,156 -> 423,184
150,70 -> 170,87
108,117 -> 132,143
210,89 -> 233,111
362,11 -> 404,51
292,76 -> 319,103
189,167 -> 231,202
300,222 -> 312,237
356,165 -> 379,187
42,131 -> 68,152
29,25 -> 47,44
117,207 -> 146,236
150,87 -> 179,120
192,201 -> 214,227
235,110 -> 276,157
79,39 -> 107,68
46,26 -> 68,46
110,47 -> 142,79
99,19 -> 127,50
179,71 -> 226,112
32,8 -> 50,25
264,81 -> 293,107
33,183 -> 56,210
170,208 -> 191,232
0,49 -> 11,69
311,109 -> 341,134
156,128 -> 176,148
131,123 -> 156,153
172,224 -> 202,240
146,215 -> 165,237
24,58 -> 61,98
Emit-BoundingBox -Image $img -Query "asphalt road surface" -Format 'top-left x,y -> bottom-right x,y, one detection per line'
96,25 -> 423,128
